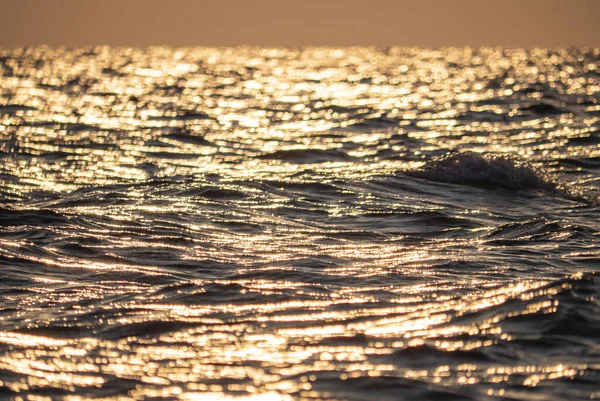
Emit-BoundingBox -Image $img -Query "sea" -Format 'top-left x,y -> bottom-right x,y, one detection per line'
0,47 -> 599,401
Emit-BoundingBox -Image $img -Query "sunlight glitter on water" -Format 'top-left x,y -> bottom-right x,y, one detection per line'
1,46 -> 599,400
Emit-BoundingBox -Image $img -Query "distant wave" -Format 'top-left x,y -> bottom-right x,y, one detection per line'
258,148 -> 355,163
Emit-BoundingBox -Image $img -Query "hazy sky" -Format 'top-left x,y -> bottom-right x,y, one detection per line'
1,0 -> 599,47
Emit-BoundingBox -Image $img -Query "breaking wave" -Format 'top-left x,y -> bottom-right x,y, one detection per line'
408,152 -> 557,190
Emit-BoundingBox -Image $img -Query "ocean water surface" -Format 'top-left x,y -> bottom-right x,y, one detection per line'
0,47 -> 599,400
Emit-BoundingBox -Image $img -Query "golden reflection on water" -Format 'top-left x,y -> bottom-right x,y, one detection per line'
0,277 -> 591,399
2,47 -> 598,198
1,47 -> 599,399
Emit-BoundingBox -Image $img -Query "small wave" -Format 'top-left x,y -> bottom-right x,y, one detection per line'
520,102 -> 566,115
349,115 -> 399,129
165,130 -> 212,146
0,104 -> 37,115
388,344 -> 493,367
498,273 -> 600,339
484,217 -> 596,244
0,208 -> 70,227
258,148 -> 355,164
146,110 -> 212,121
408,152 -> 600,204
408,152 -> 558,191
559,155 -> 600,168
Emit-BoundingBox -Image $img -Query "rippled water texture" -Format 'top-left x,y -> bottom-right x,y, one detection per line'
1,47 -> 599,401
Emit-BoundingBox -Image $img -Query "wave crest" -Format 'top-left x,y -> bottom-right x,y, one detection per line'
409,152 -> 557,191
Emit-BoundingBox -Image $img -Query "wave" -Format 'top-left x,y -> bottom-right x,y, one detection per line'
258,148 -> 355,164
483,217 -> 596,244
164,130 -> 213,146
407,152 -> 556,191
407,152 -> 600,205
0,208 -> 70,227
520,102 -> 567,115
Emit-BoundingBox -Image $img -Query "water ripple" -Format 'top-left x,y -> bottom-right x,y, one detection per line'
0,46 -> 599,400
